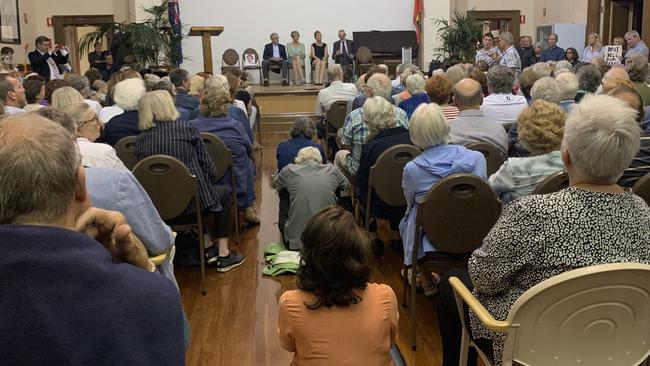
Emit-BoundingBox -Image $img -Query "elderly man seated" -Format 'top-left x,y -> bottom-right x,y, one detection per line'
0,75 -> 26,115
315,64 -> 358,153
0,114 -> 184,365
480,65 -> 527,124
625,54 -> 650,106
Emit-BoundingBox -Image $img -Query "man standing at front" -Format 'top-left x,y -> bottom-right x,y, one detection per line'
333,30 -> 354,80
540,33 -> 565,62
498,32 -> 522,75
27,36 -> 69,80
262,33 -> 289,86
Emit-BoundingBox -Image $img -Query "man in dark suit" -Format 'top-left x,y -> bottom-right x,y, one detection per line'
332,29 -> 355,80
27,36 -> 69,80
262,33 -> 289,86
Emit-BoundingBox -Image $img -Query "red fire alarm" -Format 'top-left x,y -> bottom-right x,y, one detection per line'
47,17 -> 53,27
520,15 -> 526,24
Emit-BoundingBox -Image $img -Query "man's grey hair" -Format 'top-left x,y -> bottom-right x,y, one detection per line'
327,64 -> 343,81
576,64 -> 602,93
625,30 -> 640,39
67,75 -> 92,98
487,65 -> 515,94
500,31 -> 514,46
295,146 -> 322,164
0,77 -> 15,102
530,77 -> 563,104
114,78 -> 147,111
625,54 -> 649,83
555,60 -> 573,71
289,116 -> 316,139
338,29 -> 345,34
0,114 -> 81,224
549,32 -> 559,40
405,73 -> 426,95
556,72 -> 579,101
563,94 -> 640,183
532,62 -> 553,78
169,68 -> 190,88
445,65 -> 467,86
204,74 -> 229,92
144,73 -> 161,91
366,73 -> 392,101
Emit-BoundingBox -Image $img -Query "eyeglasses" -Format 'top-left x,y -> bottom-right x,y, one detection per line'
77,116 -> 100,129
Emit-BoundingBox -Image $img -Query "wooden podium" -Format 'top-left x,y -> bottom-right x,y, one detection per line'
188,26 -> 224,74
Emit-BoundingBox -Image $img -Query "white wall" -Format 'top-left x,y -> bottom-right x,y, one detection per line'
180,0 -> 415,78
534,0 -> 588,29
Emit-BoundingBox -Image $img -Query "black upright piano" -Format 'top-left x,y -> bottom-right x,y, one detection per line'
352,30 -> 418,76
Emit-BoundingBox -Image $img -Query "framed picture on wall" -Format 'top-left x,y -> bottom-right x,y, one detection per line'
0,0 -> 20,44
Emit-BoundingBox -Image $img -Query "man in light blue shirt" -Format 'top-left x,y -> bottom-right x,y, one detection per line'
625,30 -> 649,59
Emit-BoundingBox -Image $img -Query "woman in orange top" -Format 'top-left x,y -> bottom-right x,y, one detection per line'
278,206 -> 399,365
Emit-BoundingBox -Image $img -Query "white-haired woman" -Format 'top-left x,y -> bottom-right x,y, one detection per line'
135,90 -> 244,272
356,97 -> 414,253
61,102 -> 126,170
583,32 -> 603,63
51,86 -> 84,110
397,74 -> 430,119
274,146 -> 347,250
400,103 -> 486,267
102,78 -> 147,146
556,72 -> 579,111
438,94 -> 650,365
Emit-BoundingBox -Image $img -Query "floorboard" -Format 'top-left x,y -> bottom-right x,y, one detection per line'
176,134 -> 443,366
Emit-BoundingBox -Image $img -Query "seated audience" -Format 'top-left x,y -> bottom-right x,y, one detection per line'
575,64 -> 601,101
398,73 -> 430,118
135,90 -> 243,271
286,31 -> 306,85
348,66 -> 387,114
22,79 -> 45,112
400,103 -> 487,266
0,114 -> 184,365
278,206 -> 398,365
355,96 -> 413,247
170,69 -> 200,118
437,94 -> 650,365
44,79 -> 69,106
467,68 -> 488,96
480,65 -> 527,124
191,87 -> 259,225
564,47 -> 580,67
143,73 -> 161,91
61,102 -> 127,170
275,147 -> 346,250
625,54 -> 650,106
449,79 -> 508,155
203,75 -> 252,142
311,31 -> 329,85
531,62 -> 552,78
556,72 -> 579,110
391,63 -> 409,93
531,42 -> 542,64
338,74 -> 410,177
0,76 -> 26,114
602,78 -> 635,94
66,74 -> 101,114
277,116 -> 326,172
445,65 -> 468,87
262,32 -> 289,86
425,75 -> 459,120
315,64 -> 357,117
609,86 -> 650,188
102,78 -> 147,146
225,74 -> 248,116
392,67 -> 420,105
51,86 -> 86,109
490,100 -> 565,204
530,77 -> 563,104
189,74 -> 205,96
518,68 -> 539,104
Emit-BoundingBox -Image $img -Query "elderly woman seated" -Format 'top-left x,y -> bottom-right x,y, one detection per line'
400,103 -> 486,267
555,72 -> 579,111
102,78 -> 147,146
135,90 -> 243,272
489,100 -> 565,205
274,147 -> 346,250
356,96 -> 413,251
60,102 -> 127,170
191,87 -> 259,224
397,74 -> 430,119
437,94 -> 650,365
426,75 -> 459,120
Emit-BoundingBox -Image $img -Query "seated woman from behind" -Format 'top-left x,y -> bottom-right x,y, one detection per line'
274,147 -> 346,250
489,100 -> 565,204
398,74 -> 430,119
400,103 -> 486,266
278,206 -> 398,365
437,94 -> 650,364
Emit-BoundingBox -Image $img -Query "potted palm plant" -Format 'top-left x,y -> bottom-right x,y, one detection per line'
433,10 -> 483,65
79,0 -> 185,70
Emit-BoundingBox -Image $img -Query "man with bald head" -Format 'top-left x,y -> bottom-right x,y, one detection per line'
449,78 -> 508,155
337,73 -> 410,176
597,66 -> 630,94
0,114 -> 184,365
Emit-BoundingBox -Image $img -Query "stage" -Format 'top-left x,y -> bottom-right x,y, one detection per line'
253,84 -> 325,139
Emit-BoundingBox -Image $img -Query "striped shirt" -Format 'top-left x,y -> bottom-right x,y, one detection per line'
442,105 -> 460,121
134,120 -> 223,215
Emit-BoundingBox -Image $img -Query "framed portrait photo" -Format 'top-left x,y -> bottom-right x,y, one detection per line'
0,0 -> 21,44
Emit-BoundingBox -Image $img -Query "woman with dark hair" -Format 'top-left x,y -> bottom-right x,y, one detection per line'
564,47 -> 580,67
278,206 -> 398,364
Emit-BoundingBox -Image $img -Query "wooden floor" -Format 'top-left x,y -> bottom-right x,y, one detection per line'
175,133 -> 442,366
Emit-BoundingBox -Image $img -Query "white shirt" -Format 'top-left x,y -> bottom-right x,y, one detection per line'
38,48 -> 68,80
480,93 -> 528,124
4,106 -> 26,115
77,137 -> 128,170
234,99 -> 248,117
99,106 -> 124,124
84,99 -> 102,116
272,44 -> 280,58
315,81 -> 359,116
23,103 -> 45,112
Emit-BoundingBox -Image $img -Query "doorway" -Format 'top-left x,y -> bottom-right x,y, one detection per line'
602,0 -> 646,45
52,15 -> 113,75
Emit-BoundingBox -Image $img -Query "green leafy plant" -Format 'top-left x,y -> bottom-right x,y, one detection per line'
79,0 -> 186,67
433,10 -> 482,64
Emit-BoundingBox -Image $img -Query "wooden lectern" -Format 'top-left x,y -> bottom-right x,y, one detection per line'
188,26 -> 224,74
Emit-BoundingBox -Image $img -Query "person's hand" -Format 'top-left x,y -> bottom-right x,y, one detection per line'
75,207 -> 152,271
334,50 -> 341,57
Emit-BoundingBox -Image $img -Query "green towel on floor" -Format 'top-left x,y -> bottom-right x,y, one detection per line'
262,242 -> 300,276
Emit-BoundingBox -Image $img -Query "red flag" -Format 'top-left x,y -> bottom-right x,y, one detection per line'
413,0 -> 423,44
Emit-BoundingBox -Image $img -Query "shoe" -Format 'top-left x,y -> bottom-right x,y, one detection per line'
216,250 -> 244,272
282,79 -> 288,86
243,207 -> 261,224
263,79 -> 269,86
205,246 -> 219,265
